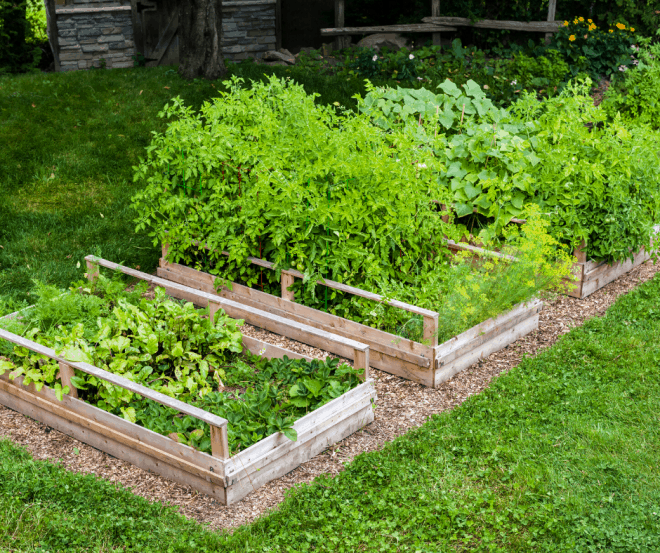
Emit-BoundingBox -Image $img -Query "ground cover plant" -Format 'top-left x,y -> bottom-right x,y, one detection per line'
3,258 -> 660,552
363,77 -> 660,262
0,273 -> 363,454
132,75 -> 572,344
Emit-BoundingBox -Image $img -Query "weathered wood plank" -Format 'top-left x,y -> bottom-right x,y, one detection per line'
0,374 -> 227,482
225,382 -> 375,500
435,300 -> 542,368
241,335 -> 314,362
432,0 -> 442,45
227,401 -> 373,503
422,16 -> 561,32
227,381 -> 374,473
150,5 -> 179,65
435,299 -> 542,361
56,5 -> 131,13
320,23 -> 456,36
434,311 -> 539,386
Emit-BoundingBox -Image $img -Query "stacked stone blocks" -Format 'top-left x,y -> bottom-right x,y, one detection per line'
57,2 -> 135,71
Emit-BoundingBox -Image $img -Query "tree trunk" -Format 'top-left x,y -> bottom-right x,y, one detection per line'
178,0 -> 226,80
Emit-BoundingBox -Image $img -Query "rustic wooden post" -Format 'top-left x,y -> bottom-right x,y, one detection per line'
275,0 -> 282,50
58,361 -> 78,399
545,0 -> 557,44
423,314 -> 439,348
281,272 -> 295,301
431,0 -> 441,46
353,346 -> 369,381
334,0 -> 348,50
210,424 -> 230,459
86,259 -> 99,283
574,239 -> 587,264
161,242 -> 170,267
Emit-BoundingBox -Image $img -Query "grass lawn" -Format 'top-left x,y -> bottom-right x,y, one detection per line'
0,64 -> 368,310
2,270 -> 660,552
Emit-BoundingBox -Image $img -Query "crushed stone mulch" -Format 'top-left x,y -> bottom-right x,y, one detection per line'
0,260 -> 658,531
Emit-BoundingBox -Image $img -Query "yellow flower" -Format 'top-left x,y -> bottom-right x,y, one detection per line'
616,22 -> 626,30
630,27 -> 635,32
588,18 -> 593,23
564,20 -> 569,26
579,17 -> 584,22
609,29 -> 614,33
569,34 -> 576,41
588,24 -> 597,30
573,18 -> 579,24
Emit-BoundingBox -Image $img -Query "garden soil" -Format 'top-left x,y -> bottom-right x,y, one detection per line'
0,260 -> 658,530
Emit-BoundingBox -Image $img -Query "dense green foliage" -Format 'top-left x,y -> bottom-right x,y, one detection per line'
133,76 -> 571,342
364,78 -> 660,261
4,267 -> 660,552
603,43 -> 660,128
0,274 -> 363,453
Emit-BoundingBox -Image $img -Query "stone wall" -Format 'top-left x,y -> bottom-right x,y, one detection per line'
56,2 -> 134,71
222,0 -> 277,61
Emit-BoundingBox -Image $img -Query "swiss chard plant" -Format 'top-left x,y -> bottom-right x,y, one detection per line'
0,275 -> 364,454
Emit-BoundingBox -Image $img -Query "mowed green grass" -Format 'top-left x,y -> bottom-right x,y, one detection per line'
2,271 -> 660,552
0,64 -> 366,309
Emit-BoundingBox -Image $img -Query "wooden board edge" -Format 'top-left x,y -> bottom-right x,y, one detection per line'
0,381 -> 228,501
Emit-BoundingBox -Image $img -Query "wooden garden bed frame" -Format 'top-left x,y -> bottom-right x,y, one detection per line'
0,257 -> 376,505
568,225 -> 660,299
442,203 -> 659,299
157,242 -> 542,388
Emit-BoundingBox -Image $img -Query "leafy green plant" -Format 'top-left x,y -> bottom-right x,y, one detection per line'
602,43 -> 660,128
0,274 -> 363,454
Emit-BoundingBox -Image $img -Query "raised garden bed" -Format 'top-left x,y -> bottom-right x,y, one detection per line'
566,226 -> 660,298
158,245 -> 543,388
0,258 -> 375,504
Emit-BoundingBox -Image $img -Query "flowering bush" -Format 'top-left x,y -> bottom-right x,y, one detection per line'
551,17 -> 637,79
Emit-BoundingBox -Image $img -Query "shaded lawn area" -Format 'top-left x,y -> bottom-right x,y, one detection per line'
2,270 -> 660,552
0,63 -> 367,308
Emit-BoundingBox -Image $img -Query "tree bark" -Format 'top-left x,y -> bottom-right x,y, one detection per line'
178,0 -> 226,80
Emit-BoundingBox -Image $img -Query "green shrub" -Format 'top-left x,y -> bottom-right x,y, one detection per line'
363,77 -> 660,262
26,0 -> 47,44
551,16 -> 637,79
0,0 -> 41,73
602,43 -> 660,128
